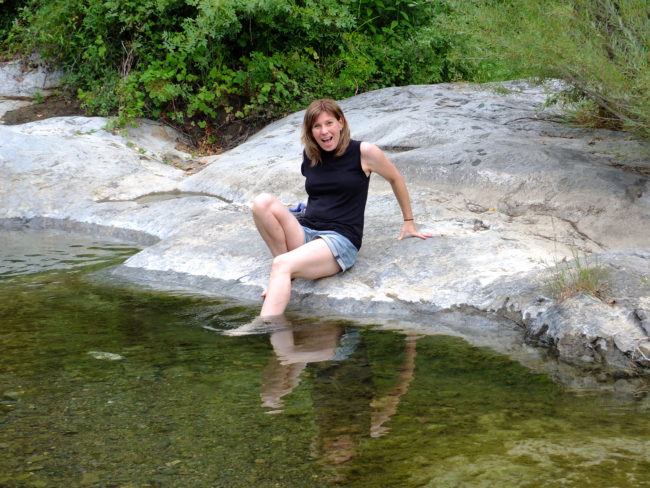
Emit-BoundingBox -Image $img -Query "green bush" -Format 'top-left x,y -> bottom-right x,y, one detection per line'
0,0 -> 28,51
5,0 -> 481,135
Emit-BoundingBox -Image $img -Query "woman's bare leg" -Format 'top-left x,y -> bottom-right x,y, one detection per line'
252,193 -> 304,256
261,238 -> 340,317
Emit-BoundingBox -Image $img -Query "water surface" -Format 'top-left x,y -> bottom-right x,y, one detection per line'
1,230 -> 649,487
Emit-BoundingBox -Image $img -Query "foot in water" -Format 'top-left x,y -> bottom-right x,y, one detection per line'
219,314 -> 290,336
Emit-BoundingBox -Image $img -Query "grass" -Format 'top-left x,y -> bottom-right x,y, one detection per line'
546,249 -> 611,302
450,0 -> 650,140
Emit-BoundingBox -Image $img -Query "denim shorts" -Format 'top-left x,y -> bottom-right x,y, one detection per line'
302,226 -> 358,273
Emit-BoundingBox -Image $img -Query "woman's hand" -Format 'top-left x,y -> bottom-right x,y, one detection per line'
398,220 -> 433,240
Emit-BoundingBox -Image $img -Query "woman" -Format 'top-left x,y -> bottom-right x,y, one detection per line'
252,99 -> 431,317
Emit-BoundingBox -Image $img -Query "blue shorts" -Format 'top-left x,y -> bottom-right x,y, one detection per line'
302,226 -> 358,273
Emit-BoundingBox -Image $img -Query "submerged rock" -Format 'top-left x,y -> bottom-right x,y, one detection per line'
3,391 -> 23,401
1,71 -> 649,376
88,351 -> 125,361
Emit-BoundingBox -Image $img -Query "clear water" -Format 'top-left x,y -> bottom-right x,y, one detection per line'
1,230 -> 650,487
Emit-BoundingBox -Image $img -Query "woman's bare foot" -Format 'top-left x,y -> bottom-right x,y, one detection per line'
221,314 -> 289,336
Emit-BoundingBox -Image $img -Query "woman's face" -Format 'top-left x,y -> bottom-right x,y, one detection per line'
311,111 -> 344,152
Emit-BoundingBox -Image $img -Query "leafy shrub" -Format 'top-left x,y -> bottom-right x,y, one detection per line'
3,0 -> 485,138
0,0 -> 28,51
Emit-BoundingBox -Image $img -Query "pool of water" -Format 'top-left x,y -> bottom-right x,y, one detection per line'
1,230 -> 649,487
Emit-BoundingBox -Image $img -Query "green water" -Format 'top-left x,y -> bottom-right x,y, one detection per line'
1,231 -> 650,487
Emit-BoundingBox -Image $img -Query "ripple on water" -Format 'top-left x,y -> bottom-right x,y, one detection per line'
0,228 -> 139,277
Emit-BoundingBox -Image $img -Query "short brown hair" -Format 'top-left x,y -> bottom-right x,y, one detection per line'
301,99 -> 351,167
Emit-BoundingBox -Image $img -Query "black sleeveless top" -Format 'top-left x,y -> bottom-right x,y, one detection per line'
300,140 -> 370,250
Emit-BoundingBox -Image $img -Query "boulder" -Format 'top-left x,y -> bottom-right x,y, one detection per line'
0,59 -> 64,121
0,58 -> 63,99
1,78 -> 649,376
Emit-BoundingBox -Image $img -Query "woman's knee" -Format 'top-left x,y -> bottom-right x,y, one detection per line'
252,193 -> 280,217
270,253 -> 294,278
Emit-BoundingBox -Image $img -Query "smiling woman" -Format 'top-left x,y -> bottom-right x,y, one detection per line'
250,98 -> 432,318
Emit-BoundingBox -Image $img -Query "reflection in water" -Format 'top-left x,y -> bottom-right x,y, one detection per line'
257,318 -> 420,481
261,321 -> 343,412
370,335 -> 418,439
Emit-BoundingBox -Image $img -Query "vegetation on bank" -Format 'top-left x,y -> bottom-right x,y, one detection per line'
451,0 -> 650,138
1,0 -> 493,145
546,250 -> 612,303
1,0 -> 648,145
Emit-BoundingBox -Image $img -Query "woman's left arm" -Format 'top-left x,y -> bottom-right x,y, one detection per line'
360,142 -> 432,240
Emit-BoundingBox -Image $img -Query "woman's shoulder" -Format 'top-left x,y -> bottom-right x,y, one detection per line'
359,141 -> 382,157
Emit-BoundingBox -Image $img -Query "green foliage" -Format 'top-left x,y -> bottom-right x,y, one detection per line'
447,0 -> 650,138
3,0 -> 482,132
6,0 -> 647,142
0,0 -> 27,50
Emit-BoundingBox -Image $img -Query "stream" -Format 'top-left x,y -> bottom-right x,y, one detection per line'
1,228 -> 649,487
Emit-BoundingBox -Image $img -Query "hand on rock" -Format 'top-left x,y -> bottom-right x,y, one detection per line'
398,221 -> 432,240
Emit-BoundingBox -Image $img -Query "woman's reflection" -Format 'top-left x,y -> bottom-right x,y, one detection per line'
258,319 -> 419,481
261,321 -> 343,412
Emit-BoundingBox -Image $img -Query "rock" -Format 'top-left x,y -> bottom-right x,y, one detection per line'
88,351 -> 124,361
1,75 -> 649,376
525,294 -> 643,372
3,391 -> 23,401
0,59 -> 64,120
118,119 -> 192,163
476,249 -> 650,374
0,58 -> 63,100
636,308 -> 650,336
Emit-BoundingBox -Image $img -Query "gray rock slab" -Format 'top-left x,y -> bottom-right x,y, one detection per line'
0,59 -> 63,100
119,119 -> 193,162
1,79 -> 649,377
1,117 -> 185,227
0,59 -> 64,119
475,249 -> 650,374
